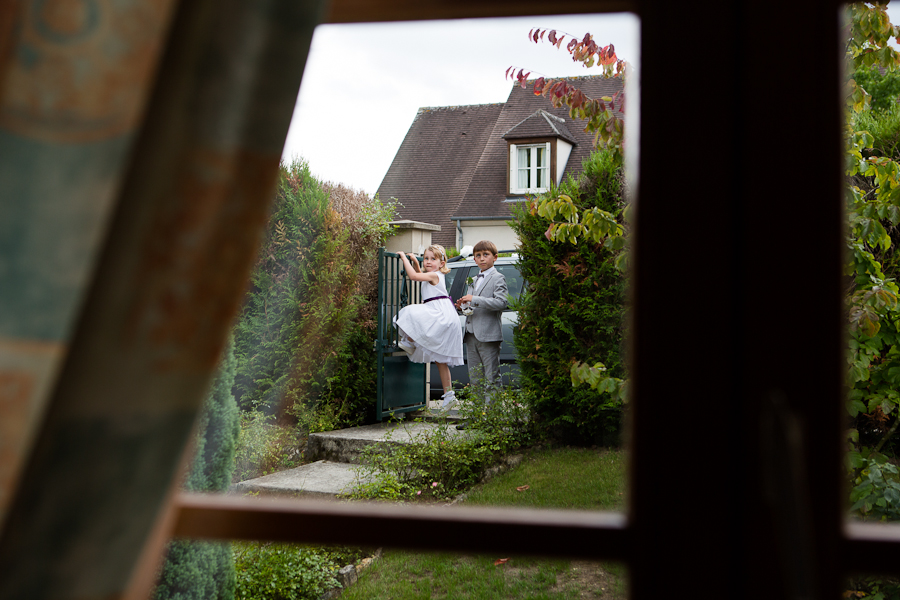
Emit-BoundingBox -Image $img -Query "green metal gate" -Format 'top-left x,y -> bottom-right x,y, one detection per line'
375,248 -> 427,420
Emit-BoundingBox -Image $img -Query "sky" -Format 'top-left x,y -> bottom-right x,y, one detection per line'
280,13 -> 640,196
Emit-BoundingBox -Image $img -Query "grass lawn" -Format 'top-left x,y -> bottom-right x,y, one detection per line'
341,446 -> 628,600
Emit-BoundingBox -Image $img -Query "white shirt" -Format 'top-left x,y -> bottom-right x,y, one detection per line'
473,266 -> 496,294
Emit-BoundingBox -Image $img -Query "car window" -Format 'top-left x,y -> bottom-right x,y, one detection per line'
457,263 -> 523,306
496,264 -> 523,303
444,266 -> 461,292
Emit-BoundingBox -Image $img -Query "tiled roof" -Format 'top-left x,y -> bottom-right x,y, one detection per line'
376,75 -> 625,247
376,104 -> 503,248
502,109 -> 577,145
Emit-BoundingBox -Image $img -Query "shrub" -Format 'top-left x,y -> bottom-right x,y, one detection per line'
234,543 -> 367,600
849,451 -> 900,521
232,409 -> 304,483
510,149 -> 627,445
350,385 -> 533,501
231,160 -> 395,431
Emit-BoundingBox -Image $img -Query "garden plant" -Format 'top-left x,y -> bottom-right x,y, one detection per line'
350,381 -> 534,502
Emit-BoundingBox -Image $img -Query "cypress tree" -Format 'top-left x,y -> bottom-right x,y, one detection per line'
154,338 -> 240,600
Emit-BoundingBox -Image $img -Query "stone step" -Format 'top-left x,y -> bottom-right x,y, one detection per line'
306,418 -> 466,465
233,416 -> 475,499
231,460 -> 369,498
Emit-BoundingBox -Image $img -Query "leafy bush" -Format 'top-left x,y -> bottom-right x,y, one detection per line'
231,160 -> 395,430
455,375 -> 535,455
854,63 -> 900,113
350,385 -> 533,500
510,149 -> 627,445
232,409 -> 304,483
234,543 -> 367,600
155,340 -> 241,600
849,451 -> 900,521
351,420 -> 491,501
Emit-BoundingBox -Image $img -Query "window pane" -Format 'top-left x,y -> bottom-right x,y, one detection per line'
518,147 -> 529,189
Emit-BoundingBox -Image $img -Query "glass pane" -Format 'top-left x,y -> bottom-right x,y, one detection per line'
518,147 -> 529,189
495,264 -> 523,302
443,265 -> 460,292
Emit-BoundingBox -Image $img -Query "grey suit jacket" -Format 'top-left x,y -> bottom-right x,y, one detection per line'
465,268 -> 508,342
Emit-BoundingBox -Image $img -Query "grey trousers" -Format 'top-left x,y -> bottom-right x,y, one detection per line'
464,332 -> 502,389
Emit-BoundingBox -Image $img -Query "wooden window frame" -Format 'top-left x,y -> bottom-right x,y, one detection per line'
509,140 -> 552,194
3,1 -> 895,599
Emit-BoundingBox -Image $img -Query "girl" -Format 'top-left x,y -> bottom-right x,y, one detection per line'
394,245 -> 464,409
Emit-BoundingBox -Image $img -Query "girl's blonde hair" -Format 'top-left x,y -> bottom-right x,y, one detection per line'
425,244 -> 451,274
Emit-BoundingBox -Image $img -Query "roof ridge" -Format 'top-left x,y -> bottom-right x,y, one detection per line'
521,73 -> 618,84
416,103 -> 504,113
538,109 -> 565,124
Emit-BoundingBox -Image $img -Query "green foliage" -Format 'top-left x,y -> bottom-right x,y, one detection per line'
510,149 -> 626,445
232,159 -> 395,430
846,576 -> 900,600
854,64 -> 900,113
350,386 -> 533,501
351,420 -> 492,500
157,541 -> 236,600
857,102 -> 900,162
186,337 -> 241,492
155,341 -> 241,600
455,377 -> 535,454
849,452 -> 900,521
234,543 -> 366,600
232,409 -> 304,483
844,4 -> 900,461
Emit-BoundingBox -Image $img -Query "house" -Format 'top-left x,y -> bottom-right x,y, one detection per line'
377,75 -> 625,251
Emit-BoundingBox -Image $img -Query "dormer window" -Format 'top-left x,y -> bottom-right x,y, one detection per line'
503,110 -> 577,196
513,142 -> 550,193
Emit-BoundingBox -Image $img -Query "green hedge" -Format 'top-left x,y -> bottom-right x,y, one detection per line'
232,160 -> 394,428
510,149 -> 626,445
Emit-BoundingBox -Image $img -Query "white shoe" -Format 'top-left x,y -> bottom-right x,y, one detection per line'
398,338 -> 415,356
441,391 -> 457,410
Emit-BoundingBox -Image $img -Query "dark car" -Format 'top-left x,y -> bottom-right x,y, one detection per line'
429,252 -> 524,397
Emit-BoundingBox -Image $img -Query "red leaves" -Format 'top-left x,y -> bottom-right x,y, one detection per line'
533,77 -> 545,95
523,28 -> 625,75
569,88 -> 585,109
494,558 -> 510,566
515,68 -> 531,88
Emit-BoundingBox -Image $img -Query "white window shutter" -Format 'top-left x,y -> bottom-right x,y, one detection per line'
509,144 -> 517,194
544,142 -> 551,190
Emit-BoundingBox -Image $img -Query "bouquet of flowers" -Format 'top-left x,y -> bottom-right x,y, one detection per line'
461,276 -> 475,315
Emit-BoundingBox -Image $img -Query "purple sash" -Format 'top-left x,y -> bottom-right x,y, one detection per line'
424,295 -> 451,303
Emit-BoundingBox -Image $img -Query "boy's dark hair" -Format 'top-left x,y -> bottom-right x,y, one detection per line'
473,240 -> 498,256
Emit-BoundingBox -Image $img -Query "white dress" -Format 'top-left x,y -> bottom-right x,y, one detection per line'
393,272 -> 464,367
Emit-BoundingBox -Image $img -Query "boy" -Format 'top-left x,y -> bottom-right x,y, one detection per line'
455,240 -> 509,398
